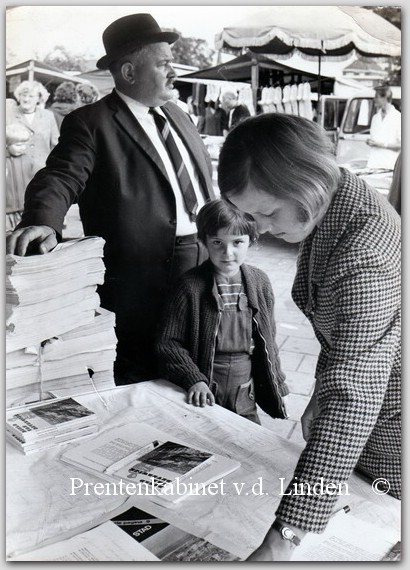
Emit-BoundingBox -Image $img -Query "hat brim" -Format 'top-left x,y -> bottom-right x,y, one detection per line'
96,31 -> 179,70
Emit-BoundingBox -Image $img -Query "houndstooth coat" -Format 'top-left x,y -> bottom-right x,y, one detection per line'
276,168 -> 401,533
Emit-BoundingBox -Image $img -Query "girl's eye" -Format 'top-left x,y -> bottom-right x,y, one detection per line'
212,240 -> 222,246
234,240 -> 245,245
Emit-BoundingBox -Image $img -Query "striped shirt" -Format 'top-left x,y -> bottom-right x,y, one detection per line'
215,272 -> 254,353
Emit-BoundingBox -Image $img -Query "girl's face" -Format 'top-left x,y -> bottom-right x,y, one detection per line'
225,186 -> 317,244
206,229 -> 250,278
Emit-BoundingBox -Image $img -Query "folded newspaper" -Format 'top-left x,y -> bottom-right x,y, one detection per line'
60,422 -> 240,505
6,396 -> 98,453
9,501 -> 240,561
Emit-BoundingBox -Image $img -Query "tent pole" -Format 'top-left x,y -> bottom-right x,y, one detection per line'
28,59 -> 35,82
251,56 -> 259,112
318,52 -> 322,99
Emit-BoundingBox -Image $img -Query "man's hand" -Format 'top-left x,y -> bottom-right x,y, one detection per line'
187,381 -> 215,408
6,226 -> 58,256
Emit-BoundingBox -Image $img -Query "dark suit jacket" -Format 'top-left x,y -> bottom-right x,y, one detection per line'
230,104 -> 251,130
20,90 -> 215,376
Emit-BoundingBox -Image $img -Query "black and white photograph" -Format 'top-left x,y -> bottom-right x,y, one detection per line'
5,3 -> 401,563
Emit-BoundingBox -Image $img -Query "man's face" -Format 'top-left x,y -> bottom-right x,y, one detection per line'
221,93 -> 237,111
374,92 -> 388,111
129,43 -> 176,107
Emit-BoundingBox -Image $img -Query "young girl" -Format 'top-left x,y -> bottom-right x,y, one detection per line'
157,199 -> 288,424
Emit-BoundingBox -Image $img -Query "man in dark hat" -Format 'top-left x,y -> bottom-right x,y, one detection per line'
7,13 -> 215,384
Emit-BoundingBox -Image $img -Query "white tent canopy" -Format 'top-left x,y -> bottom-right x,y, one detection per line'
215,6 -> 401,57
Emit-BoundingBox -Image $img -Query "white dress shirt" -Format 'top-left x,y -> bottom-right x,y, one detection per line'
116,89 -> 205,235
367,105 -> 401,170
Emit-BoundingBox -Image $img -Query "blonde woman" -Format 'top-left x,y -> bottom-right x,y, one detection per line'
6,80 -> 59,172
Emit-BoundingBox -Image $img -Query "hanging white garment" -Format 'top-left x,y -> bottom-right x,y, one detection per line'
266,87 -> 276,113
290,84 -> 299,115
275,87 -> 284,113
205,84 -> 221,103
282,85 -> 292,114
238,86 -> 255,116
297,83 -> 305,117
302,83 -> 313,121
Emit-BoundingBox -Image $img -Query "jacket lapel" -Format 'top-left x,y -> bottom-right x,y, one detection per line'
108,91 -> 171,184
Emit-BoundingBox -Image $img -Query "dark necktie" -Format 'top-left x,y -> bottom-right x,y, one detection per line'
149,108 -> 198,220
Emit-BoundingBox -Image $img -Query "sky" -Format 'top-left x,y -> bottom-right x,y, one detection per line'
6,4 -> 275,64
5,2 -> 372,65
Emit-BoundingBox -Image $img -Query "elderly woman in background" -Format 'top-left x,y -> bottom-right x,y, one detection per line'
218,114 -> 401,560
6,80 -> 59,172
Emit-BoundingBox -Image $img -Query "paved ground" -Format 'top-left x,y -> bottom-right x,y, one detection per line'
246,234 -> 320,445
63,207 -> 320,445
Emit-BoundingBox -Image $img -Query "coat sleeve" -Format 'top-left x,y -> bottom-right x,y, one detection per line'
276,247 -> 401,532
19,111 -> 96,236
48,110 -> 60,150
156,281 -> 211,390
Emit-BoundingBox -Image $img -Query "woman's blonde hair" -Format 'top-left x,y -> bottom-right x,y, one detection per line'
14,80 -> 47,103
218,114 -> 341,222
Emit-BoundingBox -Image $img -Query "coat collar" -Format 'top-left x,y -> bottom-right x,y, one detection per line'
293,168 -> 367,315
303,168 -> 366,284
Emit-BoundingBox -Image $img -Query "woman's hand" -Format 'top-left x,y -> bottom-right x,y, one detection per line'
187,382 -> 215,407
301,393 -> 319,441
246,526 -> 297,561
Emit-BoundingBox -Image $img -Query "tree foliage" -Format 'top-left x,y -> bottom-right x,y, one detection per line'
166,29 -> 215,68
43,46 -> 86,72
363,6 -> 401,84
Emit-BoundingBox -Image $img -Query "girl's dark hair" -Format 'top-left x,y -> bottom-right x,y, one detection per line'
218,113 -> 341,222
196,199 -> 258,244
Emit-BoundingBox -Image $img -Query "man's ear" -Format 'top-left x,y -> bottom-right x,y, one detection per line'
121,62 -> 135,84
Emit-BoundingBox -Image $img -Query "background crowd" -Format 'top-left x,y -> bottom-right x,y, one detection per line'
5,11 -> 401,562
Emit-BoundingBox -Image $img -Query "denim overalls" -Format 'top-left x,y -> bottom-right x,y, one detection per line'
210,272 -> 260,424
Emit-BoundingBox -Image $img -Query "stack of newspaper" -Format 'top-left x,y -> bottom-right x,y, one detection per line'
6,308 -> 117,406
6,237 -> 106,352
6,397 -> 99,454
6,238 -> 117,407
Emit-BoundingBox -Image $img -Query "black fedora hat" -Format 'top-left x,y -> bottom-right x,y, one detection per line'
96,13 -> 179,70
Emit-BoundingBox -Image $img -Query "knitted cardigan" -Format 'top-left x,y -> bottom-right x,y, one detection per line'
156,259 -> 289,418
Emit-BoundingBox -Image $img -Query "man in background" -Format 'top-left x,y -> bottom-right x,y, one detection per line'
367,85 -> 401,170
6,13 -> 215,384
220,90 -> 251,136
